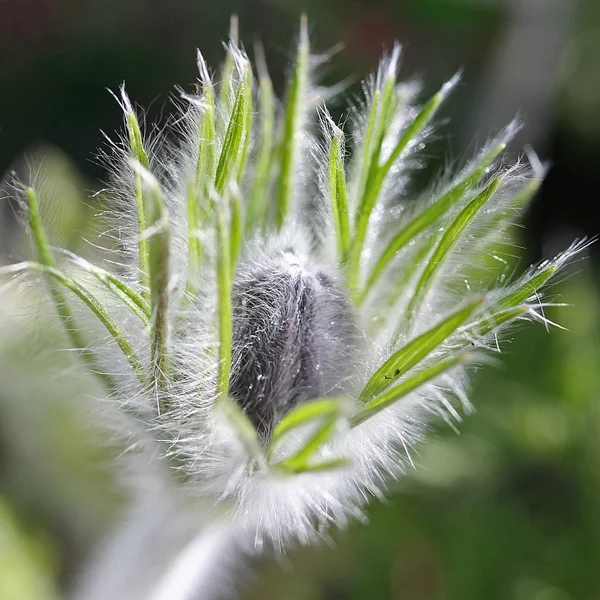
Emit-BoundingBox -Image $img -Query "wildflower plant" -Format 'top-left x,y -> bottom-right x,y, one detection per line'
2,16 -> 585,559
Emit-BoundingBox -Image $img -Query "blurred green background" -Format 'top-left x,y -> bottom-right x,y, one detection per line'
1,0 -> 599,599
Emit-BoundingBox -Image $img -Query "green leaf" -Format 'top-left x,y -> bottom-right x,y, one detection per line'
267,397 -> 347,458
466,264 -> 558,339
26,189 -> 56,269
216,15 -> 239,138
247,52 -> 275,232
275,413 -> 339,472
236,62 -> 254,182
328,129 -> 351,263
61,251 -> 150,324
195,56 -> 217,184
144,177 -> 171,402
219,396 -> 264,468
468,305 -> 529,340
351,353 -> 468,427
360,300 -> 482,401
123,94 -> 151,301
404,177 -> 501,325
185,180 -> 203,299
360,141 -> 507,300
216,200 -> 232,398
230,186 -> 242,276
496,264 -> 558,310
278,457 -> 351,475
25,188 -> 117,393
275,15 -> 310,229
215,81 -> 247,195
359,58 -> 400,200
28,262 -> 146,383
186,63 -> 216,297
481,179 -> 540,243
353,88 -> 380,205
462,179 -> 542,289
349,79 -> 453,291
381,93 -> 439,172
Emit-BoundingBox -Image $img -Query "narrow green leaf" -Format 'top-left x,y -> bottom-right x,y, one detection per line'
360,141 -> 508,300
464,264 -> 558,340
25,188 -> 117,393
463,179 -> 543,289
195,55 -> 218,183
219,396 -> 264,467
267,397 -> 346,458
360,300 -> 481,401
351,353 -> 468,427
185,180 -> 203,299
353,88 -> 380,204
216,201 -> 232,397
216,15 -> 239,138
215,81 -> 247,195
404,177 -> 501,324
62,251 -> 150,323
467,305 -> 529,340
278,457 -> 351,475
230,187 -> 242,276
28,262 -> 146,383
352,62 -> 398,242
275,15 -> 310,229
496,264 -> 558,311
186,65 -> 217,297
247,54 -> 275,232
383,89 -> 447,174
483,179 -> 540,241
361,61 -> 399,192
422,262 -> 558,354
349,80 -> 452,291
144,178 -> 171,403
236,62 -> 254,182
94,271 -> 150,324
329,129 -> 351,263
275,413 -> 338,472
26,188 -> 56,269
383,235 -> 437,323
123,96 -> 151,301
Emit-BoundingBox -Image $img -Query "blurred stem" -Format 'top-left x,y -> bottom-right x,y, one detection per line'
148,522 -> 247,600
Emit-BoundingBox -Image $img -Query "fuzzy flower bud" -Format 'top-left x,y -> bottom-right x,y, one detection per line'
1,17 -> 588,559
230,246 -> 357,434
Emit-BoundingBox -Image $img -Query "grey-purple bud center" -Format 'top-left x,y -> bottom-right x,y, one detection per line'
229,249 -> 357,434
